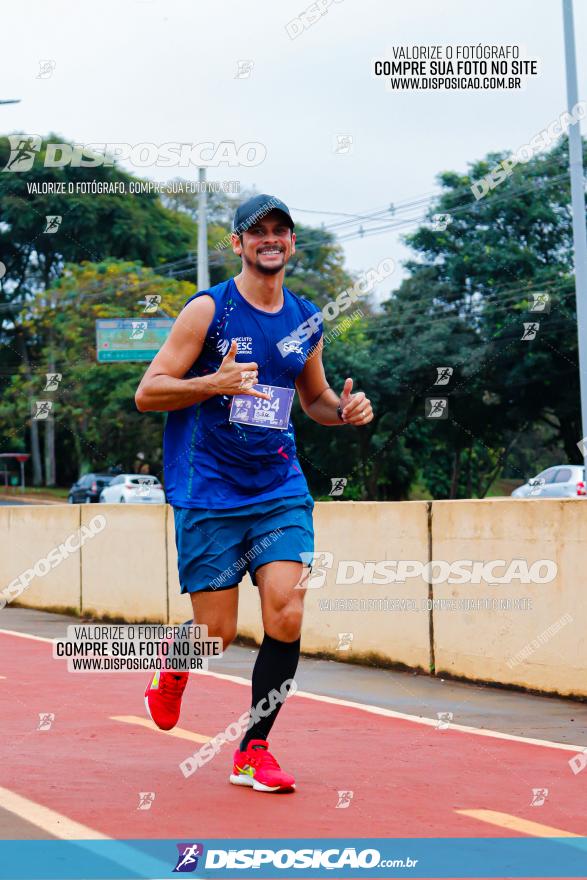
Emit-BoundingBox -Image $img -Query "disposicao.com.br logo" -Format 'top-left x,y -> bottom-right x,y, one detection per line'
201,845 -> 416,871
1,135 -> 266,172
300,554 -> 558,588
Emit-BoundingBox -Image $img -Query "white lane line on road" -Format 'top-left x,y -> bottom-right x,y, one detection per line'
0,629 -> 54,644
1,627 -> 584,753
457,808 -> 581,837
111,714 -> 210,743
0,784 -> 108,839
0,785 -> 171,874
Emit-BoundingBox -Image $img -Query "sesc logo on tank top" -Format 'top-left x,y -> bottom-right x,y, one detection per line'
217,336 -> 253,356
280,339 -> 304,356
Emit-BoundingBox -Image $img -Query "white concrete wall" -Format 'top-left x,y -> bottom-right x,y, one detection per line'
2,499 -> 586,697
0,505 -> 82,612
80,505 -> 168,622
431,499 -> 587,698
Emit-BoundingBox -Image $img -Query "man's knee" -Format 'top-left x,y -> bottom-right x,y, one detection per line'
202,619 -> 237,650
189,589 -> 238,650
266,599 -> 304,642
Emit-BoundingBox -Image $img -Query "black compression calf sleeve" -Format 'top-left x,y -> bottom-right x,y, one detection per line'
240,632 -> 300,750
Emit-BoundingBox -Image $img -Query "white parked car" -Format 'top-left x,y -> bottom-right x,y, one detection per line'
99,474 -> 166,504
511,465 -> 586,499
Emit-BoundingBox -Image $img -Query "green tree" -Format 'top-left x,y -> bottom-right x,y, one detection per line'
0,261 -> 196,484
0,134 -> 197,484
374,137 -> 583,498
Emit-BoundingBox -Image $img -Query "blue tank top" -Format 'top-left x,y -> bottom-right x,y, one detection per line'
163,278 -> 323,509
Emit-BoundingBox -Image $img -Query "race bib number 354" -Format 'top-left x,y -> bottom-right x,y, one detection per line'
229,385 -> 295,430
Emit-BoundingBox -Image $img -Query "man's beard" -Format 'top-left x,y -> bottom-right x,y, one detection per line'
243,250 -> 286,275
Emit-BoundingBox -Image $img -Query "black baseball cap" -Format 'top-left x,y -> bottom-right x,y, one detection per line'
232,194 -> 294,234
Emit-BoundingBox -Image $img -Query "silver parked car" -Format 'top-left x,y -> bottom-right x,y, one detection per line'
511,465 -> 586,499
99,473 -> 166,504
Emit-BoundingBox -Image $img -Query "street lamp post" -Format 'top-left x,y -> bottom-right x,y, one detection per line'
562,0 -> 587,468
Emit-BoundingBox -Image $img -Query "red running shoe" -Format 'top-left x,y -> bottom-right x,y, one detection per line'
144,668 -> 189,730
230,739 -> 295,792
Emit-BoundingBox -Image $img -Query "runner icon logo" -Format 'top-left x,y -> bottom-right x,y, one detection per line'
130,321 -> 147,340
431,213 -> 452,231
521,322 -> 539,341
530,788 -> 548,807
335,790 -> 354,809
143,294 -> 162,314
33,401 -> 53,420
2,135 -> 42,172
329,477 -> 347,497
44,215 -> 62,233
44,373 -> 62,391
336,632 -> 353,651
37,60 -> 56,79
436,711 -> 453,730
297,551 -> 334,589
37,712 -> 55,731
173,843 -> 204,873
234,401 -> 252,420
333,134 -> 353,155
137,792 -> 155,810
530,293 -> 550,313
434,367 -> 453,386
235,60 -> 254,79
425,398 -> 448,419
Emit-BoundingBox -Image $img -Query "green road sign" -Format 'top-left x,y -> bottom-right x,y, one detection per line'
96,319 -> 174,363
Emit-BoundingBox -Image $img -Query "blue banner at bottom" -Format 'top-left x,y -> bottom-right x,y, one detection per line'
0,837 -> 586,879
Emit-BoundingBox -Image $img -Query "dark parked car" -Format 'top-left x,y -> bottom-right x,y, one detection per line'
67,473 -> 114,504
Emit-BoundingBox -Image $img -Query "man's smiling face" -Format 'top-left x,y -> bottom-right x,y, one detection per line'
232,210 -> 296,275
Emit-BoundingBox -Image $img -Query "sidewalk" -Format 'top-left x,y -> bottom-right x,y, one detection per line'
0,492 -> 64,505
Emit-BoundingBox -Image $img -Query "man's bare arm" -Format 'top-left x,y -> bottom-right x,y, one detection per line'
295,341 -> 343,426
295,338 -> 374,426
135,296 -> 269,413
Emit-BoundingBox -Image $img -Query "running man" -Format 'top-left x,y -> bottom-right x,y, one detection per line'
135,194 -> 373,792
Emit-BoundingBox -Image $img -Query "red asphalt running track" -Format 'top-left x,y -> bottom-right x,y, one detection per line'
1,629 -> 586,869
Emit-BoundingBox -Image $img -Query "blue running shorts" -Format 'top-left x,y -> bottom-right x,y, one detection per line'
173,493 -> 315,593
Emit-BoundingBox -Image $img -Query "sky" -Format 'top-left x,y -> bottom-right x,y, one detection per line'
1,0 -> 586,302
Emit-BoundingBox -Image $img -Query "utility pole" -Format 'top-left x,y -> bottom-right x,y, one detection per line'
562,0 -> 587,468
197,167 -> 210,290
45,322 -> 56,487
